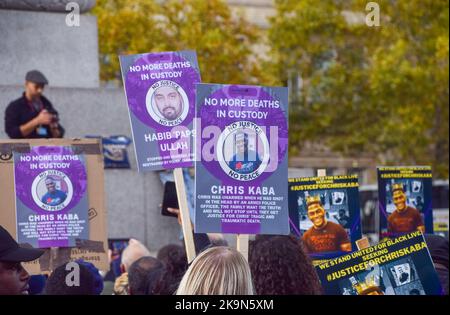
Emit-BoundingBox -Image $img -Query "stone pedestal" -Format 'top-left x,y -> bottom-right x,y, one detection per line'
0,0 -> 96,13
0,10 -> 99,88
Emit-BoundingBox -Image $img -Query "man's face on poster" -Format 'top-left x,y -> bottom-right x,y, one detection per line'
393,190 -> 407,212
235,135 -> 247,155
154,86 -> 183,121
45,180 -> 56,193
307,203 -> 326,228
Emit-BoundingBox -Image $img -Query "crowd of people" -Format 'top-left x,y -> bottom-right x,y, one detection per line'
1,225 -> 448,295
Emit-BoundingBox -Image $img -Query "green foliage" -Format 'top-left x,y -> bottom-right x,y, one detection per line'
92,0 -> 268,85
269,0 -> 449,178
93,0 -> 449,178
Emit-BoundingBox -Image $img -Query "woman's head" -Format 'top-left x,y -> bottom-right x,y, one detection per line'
176,246 -> 254,295
156,244 -> 188,294
157,244 -> 188,279
249,235 -> 323,295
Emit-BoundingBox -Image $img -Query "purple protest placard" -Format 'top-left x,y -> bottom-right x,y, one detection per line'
119,51 -> 201,171
195,84 -> 289,235
13,146 -> 89,248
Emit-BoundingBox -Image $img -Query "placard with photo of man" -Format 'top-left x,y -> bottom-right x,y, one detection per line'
119,51 -> 201,172
288,174 -> 362,260
378,166 -> 433,239
315,231 -> 443,295
13,146 -> 89,248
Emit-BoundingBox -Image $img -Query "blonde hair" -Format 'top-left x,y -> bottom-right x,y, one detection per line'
121,238 -> 151,271
176,246 -> 254,295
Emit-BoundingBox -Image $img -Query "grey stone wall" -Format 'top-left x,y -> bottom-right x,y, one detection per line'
0,0 -> 96,13
0,10 -> 99,88
0,85 -> 181,252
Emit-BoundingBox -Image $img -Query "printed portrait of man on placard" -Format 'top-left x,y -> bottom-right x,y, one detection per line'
302,195 -> 352,254
152,85 -> 184,121
40,176 -> 67,207
227,131 -> 262,175
387,183 -> 425,234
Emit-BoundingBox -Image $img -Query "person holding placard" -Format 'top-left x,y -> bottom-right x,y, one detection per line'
4,70 -> 64,139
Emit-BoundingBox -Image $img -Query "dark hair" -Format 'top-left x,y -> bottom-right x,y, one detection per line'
249,235 -> 323,295
128,256 -> 165,295
156,244 -> 188,294
210,237 -> 229,247
157,244 -> 187,276
44,262 -> 96,295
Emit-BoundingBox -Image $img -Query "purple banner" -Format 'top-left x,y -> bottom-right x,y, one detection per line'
195,84 -> 289,235
14,146 -> 89,248
119,51 -> 201,171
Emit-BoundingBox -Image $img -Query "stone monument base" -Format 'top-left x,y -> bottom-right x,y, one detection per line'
0,9 -> 99,88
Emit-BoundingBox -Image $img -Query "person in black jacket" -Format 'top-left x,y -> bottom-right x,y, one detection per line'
4,70 -> 64,139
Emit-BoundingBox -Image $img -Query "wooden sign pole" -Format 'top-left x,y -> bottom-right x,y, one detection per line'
49,247 -> 58,273
317,169 -> 327,177
236,234 -> 249,261
173,168 -> 196,263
